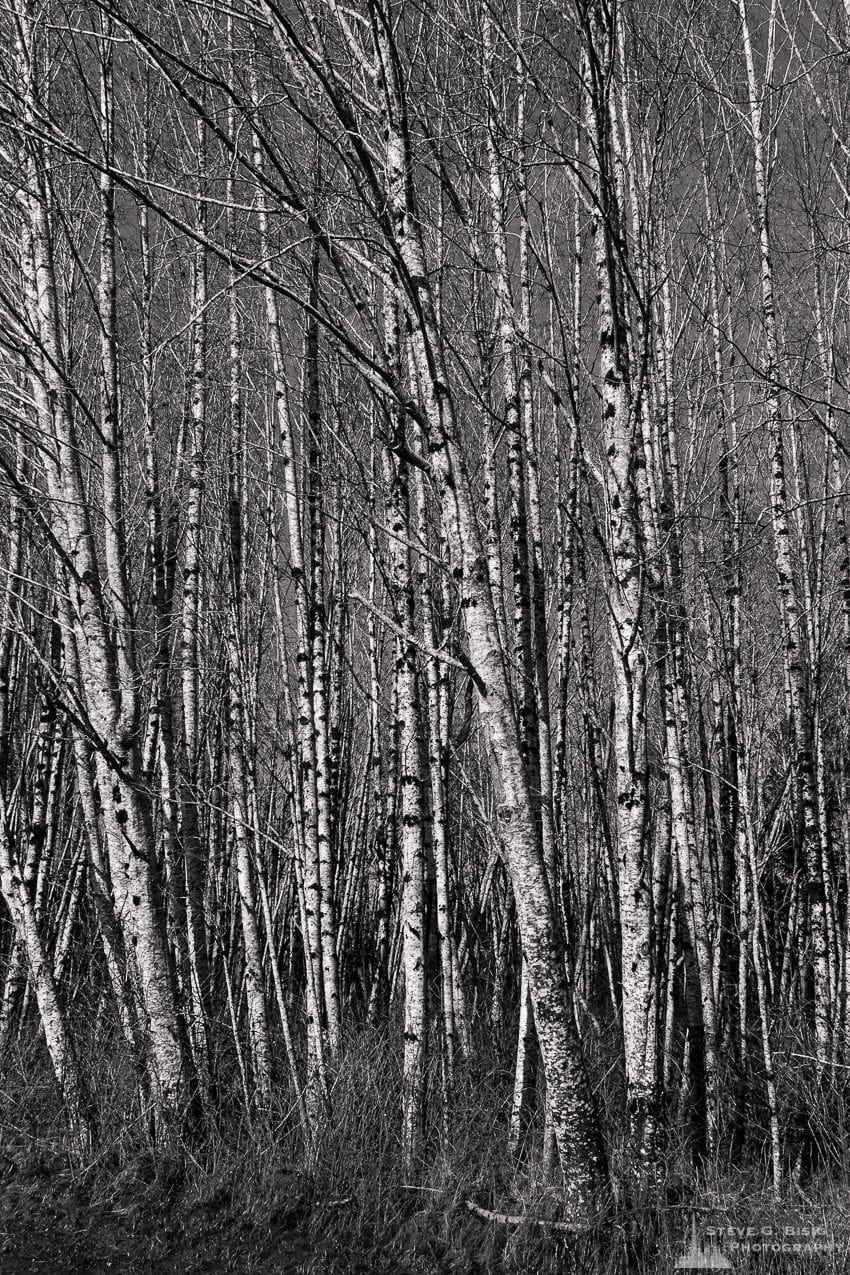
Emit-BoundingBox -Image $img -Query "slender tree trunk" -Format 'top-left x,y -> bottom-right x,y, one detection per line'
737,0 -> 829,1069
580,1 -> 658,1175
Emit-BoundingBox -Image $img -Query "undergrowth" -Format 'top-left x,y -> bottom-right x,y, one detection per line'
1,1015 -> 850,1273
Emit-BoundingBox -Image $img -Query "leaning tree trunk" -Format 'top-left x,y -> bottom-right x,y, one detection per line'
367,5 -> 609,1214
14,3 -> 189,1127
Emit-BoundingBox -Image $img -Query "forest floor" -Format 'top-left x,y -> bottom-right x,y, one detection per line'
0,1150 -> 321,1274
3,1038 -> 850,1273
2,1148 -> 849,1275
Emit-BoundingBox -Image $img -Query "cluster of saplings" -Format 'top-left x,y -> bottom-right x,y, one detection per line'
2,0 -> 850,1268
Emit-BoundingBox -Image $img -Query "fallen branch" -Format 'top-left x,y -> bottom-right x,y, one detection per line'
465,1200 -> 596,1233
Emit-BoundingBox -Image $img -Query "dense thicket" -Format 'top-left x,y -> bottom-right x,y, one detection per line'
1,0 -> 850,1253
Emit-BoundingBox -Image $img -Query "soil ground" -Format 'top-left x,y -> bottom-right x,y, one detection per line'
0,1157 -> 321,1274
